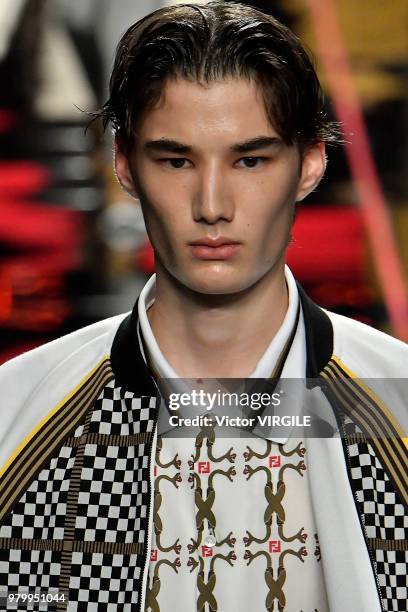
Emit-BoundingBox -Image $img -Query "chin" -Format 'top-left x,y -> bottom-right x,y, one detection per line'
181,268 -> 254,296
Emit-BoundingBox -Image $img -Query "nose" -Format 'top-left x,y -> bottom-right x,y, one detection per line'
192,161 -> 234,224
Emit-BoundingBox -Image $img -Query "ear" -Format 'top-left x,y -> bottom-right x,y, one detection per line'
114,137 -> 139,199
296,141 -> 326,202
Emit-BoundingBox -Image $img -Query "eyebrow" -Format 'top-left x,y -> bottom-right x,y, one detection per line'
143,136 -> 283,155
231,136 -> 283,153
144,139 -> 192,154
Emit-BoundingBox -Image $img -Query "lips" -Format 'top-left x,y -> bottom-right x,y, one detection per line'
189,238 -> 241,260
190,237 -> 240,248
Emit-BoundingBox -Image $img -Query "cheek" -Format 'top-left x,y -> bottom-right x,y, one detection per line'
142,203 -> 175,250
132,167 -> 177,238
244,181 -> 297,246
136,166 -> 191,233
239,202 -> 295,279
237,161 -> 300,208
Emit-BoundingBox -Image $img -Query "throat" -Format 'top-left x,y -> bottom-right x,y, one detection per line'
146,281 -> 289,379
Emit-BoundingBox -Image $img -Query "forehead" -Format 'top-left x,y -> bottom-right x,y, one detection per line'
136,77 -> 280,145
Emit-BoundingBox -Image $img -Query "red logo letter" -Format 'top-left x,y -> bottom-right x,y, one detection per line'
269,456 -> 281,468
198,461 -> 211,474
269,540 -> 281,553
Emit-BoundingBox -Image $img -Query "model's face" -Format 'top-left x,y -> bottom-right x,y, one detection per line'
116,77 -> 325,295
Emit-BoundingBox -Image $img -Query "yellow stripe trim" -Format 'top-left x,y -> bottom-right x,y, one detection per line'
0,356 -> 110,479
321,368 -> 408,506
330,355 -> 407,440
325,362 -> 403,446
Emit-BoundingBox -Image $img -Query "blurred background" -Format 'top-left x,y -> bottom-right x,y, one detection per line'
1,0 -> 408,364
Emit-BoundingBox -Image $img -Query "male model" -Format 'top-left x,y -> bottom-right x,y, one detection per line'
0,3 -> 406,611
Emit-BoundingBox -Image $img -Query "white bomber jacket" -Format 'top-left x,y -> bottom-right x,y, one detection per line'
0,284 -> 407,612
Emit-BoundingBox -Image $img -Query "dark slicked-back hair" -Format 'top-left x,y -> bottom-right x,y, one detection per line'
98,1 -> 340,153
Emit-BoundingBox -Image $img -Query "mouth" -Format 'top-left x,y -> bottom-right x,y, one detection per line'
189,238 -> 241,261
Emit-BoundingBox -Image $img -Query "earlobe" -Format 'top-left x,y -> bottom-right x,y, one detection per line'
114,138 -> 139,199
296,142 -> 326,202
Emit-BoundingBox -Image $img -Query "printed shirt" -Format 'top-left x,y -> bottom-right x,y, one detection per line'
138,267 -> 330,612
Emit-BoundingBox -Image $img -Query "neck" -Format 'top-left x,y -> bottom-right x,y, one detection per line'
147,261 -> 289,378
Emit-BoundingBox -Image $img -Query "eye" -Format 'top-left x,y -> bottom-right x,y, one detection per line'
237,157 -> 268,168
160,158 -> 191,169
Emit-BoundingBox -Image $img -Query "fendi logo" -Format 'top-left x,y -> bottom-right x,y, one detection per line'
269,540 -> 281,553
201,546 -> 213,558
198,461 -> 211,474
269,455 -> 281,468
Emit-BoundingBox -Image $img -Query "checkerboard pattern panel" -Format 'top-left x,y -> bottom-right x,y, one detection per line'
347,442 -> 407,541
76,443 -> 149,543
0,446 -> 77,541
0,548 -> 61,610
89,380 -> 157,436
342,413 -> 364,436
375,549 -> 408,612
0,378 -> 157,609
69,551 -> 141,610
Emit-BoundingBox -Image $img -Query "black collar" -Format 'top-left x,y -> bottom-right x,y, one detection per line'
296,283 -> 333,377
110,283 -> 333,394
110,299 -> 157,396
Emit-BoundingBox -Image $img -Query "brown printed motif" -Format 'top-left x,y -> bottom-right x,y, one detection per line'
243,439 -> 312,612
191,425 -> 236,464
188,426 -> 237,610
190,552 -> 237,611
244,549 -> 307,611
145,558 -> 181,612
153,438 -> 182,554
187,467 -> 236,555
145,438 -> 182,612
146,430 -> 324,611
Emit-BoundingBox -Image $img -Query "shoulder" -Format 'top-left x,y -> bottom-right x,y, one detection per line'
0,312 -> 128,384
0,313 -> 128,469
325,309 -> 408,378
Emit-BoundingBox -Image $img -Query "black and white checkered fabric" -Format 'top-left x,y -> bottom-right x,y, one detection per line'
375,549 -> 408,612
0,445 -> 76,541
0,377 -> 158,611
69,551 -> 141,610
90,381 -> 156,436
1,549 -> 61,603
348,442 -> 407,541
346,438 -> 408,611
75,443 -> 149,544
